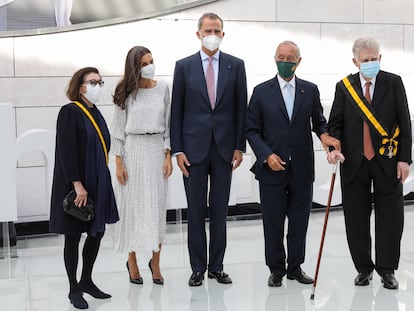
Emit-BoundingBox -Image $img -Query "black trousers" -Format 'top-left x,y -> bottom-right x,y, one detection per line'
341,157 -> 403,275
259,167 -> 312,277
183,140 -> 232,273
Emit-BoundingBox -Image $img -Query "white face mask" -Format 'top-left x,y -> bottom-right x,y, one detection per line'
201,35 -> 221,52
140,63 -> 155,80
83,84 -> 102,104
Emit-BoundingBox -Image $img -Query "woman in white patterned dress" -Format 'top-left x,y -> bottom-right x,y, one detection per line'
108,46 -> 172,285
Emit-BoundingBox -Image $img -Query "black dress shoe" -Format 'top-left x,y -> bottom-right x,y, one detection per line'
268,273 -> 283,287
79,280 -> 111,299
381,273 -> 399,289
354,272 -> 373,286
287,269 -> 314,284
208,271 -> 232,284
126,261 -> 143,284
148,259 -> 164,285
68,291 -> 88,309
188,272 -> 204,286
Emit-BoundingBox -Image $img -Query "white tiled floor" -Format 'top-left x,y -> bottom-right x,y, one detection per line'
1,206 -> 414,311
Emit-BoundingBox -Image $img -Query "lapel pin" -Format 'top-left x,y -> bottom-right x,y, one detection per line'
300,89 -> 305,93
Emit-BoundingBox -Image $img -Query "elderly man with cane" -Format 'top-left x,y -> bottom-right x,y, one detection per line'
327,36 -> 411,290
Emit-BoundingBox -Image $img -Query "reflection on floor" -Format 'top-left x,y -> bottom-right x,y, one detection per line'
1,206 -> 414,311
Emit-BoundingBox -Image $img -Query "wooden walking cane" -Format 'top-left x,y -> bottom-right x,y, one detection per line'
310,161 -> 339,300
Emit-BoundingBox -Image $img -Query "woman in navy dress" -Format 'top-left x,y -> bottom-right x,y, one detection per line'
49,67 -> 119,309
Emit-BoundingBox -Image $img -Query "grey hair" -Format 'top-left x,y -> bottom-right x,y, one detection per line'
352,37 -> 380,59
277,40 -> 301,57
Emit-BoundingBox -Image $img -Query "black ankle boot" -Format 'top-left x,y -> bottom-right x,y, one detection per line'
68,291 -> 88,309
79,280 -> 111,299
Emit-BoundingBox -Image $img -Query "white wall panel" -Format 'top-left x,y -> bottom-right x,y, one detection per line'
276,0 -> 363,23
404,26 -> 414,75
0,37 -> 13,76
321,23 -> 404,76
176,0 -> 276,21
16,166 -> 48,220
224,21 -> 321,77
1,77 -> 67,107
364,0 -> 414,24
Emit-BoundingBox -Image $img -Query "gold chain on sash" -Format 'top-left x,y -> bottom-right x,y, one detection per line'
73,101 -> 109,165
341,76 -> 399,158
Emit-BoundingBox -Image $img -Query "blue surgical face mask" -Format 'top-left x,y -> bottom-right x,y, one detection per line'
360,60 -> 380,78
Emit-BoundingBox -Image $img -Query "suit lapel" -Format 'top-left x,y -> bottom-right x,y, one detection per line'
216,53 -> 231,108
270,77 -> 290,121
291,77 -> 306,123
349,73 -> 363,96
191,52 -> 211,107
372,71 -> 388,107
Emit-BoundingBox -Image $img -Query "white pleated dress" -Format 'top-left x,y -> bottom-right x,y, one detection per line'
106,81 -> 170,256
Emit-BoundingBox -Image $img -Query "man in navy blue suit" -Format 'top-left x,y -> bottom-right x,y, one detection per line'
246,41 -> 340,287
170,13 -> 247,286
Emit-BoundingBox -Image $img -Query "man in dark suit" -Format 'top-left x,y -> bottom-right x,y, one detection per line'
328,37 -> 411,290
170,12 -> 247,286
246,40 -> 339,287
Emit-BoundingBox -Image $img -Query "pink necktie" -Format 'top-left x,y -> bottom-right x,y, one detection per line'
363,82 -> 375,160
205,56 -> 215,109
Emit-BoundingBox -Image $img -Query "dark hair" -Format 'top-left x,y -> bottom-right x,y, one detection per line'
66,67 -> 100,101
198,13 -> 223,30
113,46 -> 152,109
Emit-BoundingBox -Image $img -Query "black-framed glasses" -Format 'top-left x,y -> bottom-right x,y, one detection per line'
83,79 -> 104,87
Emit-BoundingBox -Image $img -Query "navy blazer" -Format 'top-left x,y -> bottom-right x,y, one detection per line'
170,51 -> 247,164
246,76 -> 328,184
328,71 -> 412,184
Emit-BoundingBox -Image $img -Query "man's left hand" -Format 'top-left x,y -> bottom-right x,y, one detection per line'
397,161 -> 410,184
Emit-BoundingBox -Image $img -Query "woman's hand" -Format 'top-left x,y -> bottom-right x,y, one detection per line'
115,155 -> 128,185
163,151 -> 173,179
72,181 -> 88,207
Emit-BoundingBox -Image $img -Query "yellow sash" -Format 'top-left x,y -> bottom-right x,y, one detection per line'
73,101 -> 109,165
341,76 -> 399,158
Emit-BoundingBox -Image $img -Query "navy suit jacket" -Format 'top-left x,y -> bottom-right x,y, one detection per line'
328,71 -> 412,184
246,76 -> 328,184
170,51 -> 247,164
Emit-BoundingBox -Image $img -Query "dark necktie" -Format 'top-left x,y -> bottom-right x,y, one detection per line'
205,56 -> 215,109
363,82 -> 375,160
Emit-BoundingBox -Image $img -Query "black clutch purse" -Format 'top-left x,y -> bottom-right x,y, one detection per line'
63,190 -> 95,222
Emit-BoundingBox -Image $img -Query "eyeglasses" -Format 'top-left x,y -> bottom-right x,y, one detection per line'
83,79 -> 104,87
